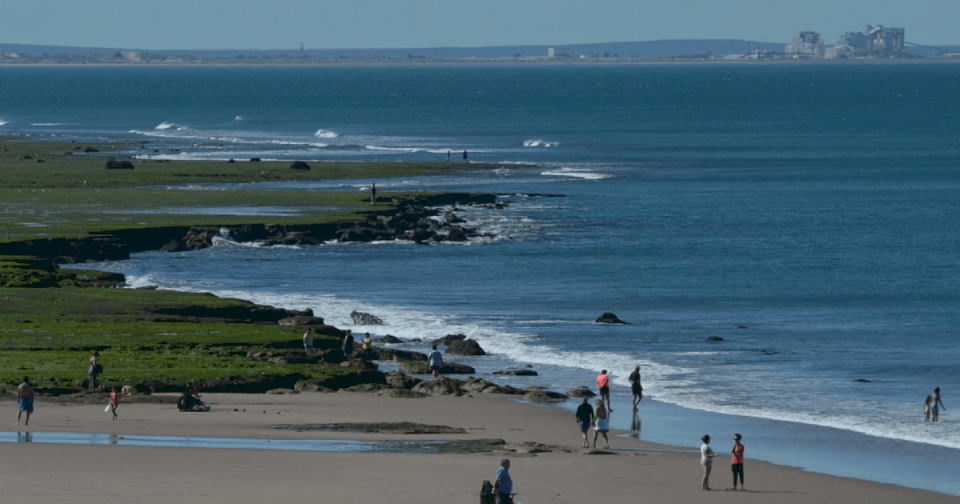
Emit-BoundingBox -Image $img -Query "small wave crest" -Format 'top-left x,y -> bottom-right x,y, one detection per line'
315,129 -> 339,139
154,122 -> 185,131
0,119 -> 8,127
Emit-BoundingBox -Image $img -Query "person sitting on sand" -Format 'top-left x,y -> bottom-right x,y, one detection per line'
575,396 -> 594,448
16,376 -> 34,426
701,434 -> 718,490
730,433 -> 745,490
592,399 -> 610,449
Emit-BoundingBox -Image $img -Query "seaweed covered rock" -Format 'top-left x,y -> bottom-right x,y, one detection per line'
524,390 -> 568,403
412,376 -> 462,396
595,312 -> 629,324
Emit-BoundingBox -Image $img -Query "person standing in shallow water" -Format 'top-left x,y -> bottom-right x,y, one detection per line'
628,365 -> 642,409
932,387 -> 946,422
730,433 -> 745,490
16,376 -> 34,426
597,369 -> 612,413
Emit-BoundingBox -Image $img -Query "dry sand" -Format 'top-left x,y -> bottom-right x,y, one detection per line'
1,391 -> 955,504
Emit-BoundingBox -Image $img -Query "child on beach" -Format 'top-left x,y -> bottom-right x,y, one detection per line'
110,387 -> 120,420
701,434 -> 718,491
730,433 -> 745,490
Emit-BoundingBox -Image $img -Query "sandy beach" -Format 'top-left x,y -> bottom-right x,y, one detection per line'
1,391 -> 955,504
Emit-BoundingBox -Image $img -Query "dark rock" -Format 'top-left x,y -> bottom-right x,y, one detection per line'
250,157 -> 261,162
372,347 -> 426,363
595,312 -> 629,324
375,335 -> 404,344
400,360 -> 474,375
445,339 -> 486,356
105,159 -> 135,169
431,334 -> 466,346
278,315 -> 326,326
290,161 -> 311,170
493,369 -> 538,376
461,377 -> 497,393
384,372 -> 422,390
524,390 -> 568,403
853,379 -> 872,383
351,311 -> 384,325
83,147 -> 99,152
565,387 -> 597,398
482,385 -> 524,395
412,376 -> 462,396
706,336 -> 725,342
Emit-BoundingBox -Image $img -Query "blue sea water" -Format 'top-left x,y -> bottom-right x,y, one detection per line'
2,63 -> 960,494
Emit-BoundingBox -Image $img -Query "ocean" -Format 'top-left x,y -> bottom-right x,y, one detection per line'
2,63 -> 960,495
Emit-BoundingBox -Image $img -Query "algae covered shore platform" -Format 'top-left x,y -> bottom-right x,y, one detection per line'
0,136 -> 506,395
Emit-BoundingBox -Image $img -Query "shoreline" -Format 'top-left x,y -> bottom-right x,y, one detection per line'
3,392 -> 957,503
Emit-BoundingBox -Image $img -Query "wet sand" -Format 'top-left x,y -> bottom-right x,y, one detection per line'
1,391 -> 956,504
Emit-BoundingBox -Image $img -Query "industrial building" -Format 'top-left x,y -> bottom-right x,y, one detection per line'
785,32 -> 825,57
827,25 -> 905,58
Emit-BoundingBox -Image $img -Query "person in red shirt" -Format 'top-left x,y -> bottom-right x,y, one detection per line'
730,433 -> 745,490
597,370 -> 612,413
110,387 -> 120,420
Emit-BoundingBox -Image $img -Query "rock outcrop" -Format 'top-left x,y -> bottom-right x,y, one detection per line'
595,312 -> 629,324
351,311 -> 384,325
445,339 -> 486,356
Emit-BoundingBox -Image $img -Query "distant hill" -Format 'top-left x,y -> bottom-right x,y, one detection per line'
0,40 -> 780,60
2,40 -> 958,61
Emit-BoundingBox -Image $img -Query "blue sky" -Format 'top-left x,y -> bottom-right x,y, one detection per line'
3,0 -> 957,50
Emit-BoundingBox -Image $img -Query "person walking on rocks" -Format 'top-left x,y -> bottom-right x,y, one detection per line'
88,350 -> 101,390
370,183 -> 376,205
342,330 -> 355,358
16,376 -> 34,426
575,396 -> 594,448
362,333 -> 372,359
303,329 -> 313,353
428,345 -> 443,379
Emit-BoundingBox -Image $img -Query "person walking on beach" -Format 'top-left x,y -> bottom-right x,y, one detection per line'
597,369 -> 612,413
110,387 -> 120,420
303,329 -> 313,353
370,183 -> 376,205
494,458 -> 513,504
361,333 -> 372,359
629,365 -> 642,409
593,399 -> 610,449
446,150 -> 451,163
342,330 -> 355,359
932,387 -> 946,422
575,396 -> 594,448
428,345 -> 443,379
88,350 -> 100,390
16,376 -> 34,426
730,433 -> 745,490
700,434 -> 718,490
462,150 -> 468,163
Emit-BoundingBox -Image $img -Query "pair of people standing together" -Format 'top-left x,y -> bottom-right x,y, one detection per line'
700,433 -> 745,491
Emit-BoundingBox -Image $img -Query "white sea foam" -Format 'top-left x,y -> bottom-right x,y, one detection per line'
0,119 -> 8,127
540,168 -> 612,180
30,123 -> 64,126
154,122 -> 184,130
315,129 -> 339,138
234,115 -> 245,122
523,139 -> 559,148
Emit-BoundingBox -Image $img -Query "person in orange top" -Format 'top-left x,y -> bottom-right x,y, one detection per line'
730,433 -> 745,490
597,370 -> 612,413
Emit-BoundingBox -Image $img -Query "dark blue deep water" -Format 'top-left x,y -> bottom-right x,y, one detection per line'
3,63 -> 960,494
